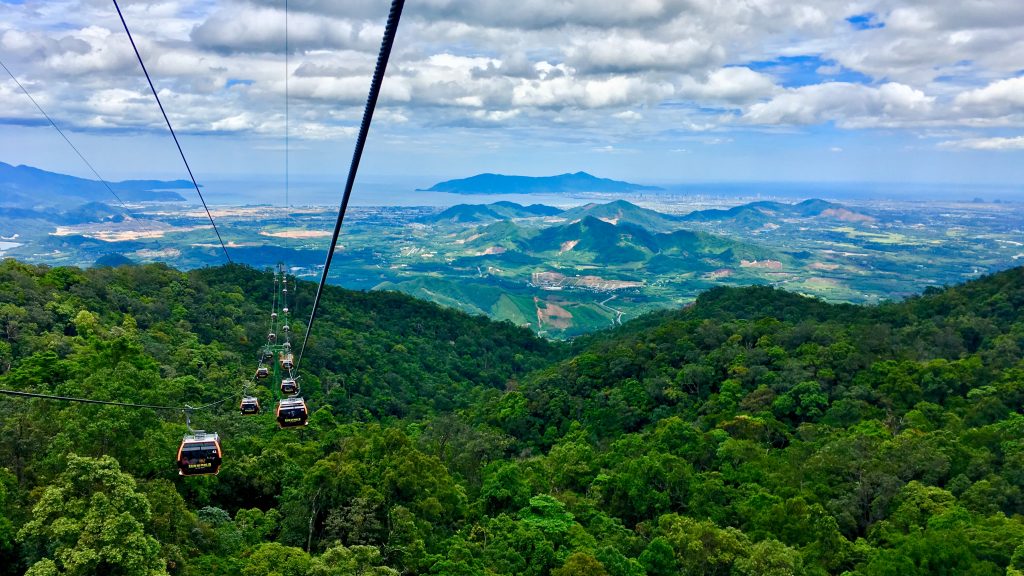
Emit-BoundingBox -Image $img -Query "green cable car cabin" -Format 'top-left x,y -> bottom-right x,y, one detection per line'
177,431 -> 222,476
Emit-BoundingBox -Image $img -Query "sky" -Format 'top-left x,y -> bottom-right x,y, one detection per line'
1,0 -> 1023,190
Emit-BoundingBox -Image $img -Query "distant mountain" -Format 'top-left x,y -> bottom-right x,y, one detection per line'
527,216 -> 773,265
94,253 -> 135,267
62,201 -> 126,224
424,199 -> 682,232
559,199 -> 682,233
420,201 -> 561,224
0,162 -> 189,208
454,214 -> 775,270
681,198 -> 874,225
490,201 -> 562,218
0,201 -> 129,225
420,171 -> 663,194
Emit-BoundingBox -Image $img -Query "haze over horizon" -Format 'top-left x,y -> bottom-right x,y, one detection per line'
2,0 -> 1023,189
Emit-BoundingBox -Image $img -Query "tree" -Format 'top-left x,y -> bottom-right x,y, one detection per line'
732,539 -> 805,576
0,468 -> 19,576
552,552 -> 609,576
312,543 -> 399,576
242,543 -> 313,576
18,454 -> 165,576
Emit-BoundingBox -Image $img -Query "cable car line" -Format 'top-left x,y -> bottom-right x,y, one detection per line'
0,387 -> 235,412
296,0 -> 406,371
0,57 -> 148,226
111,0 -> 232,264
0,388 -> 183,411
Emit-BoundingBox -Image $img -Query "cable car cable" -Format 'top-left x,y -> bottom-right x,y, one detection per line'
0,388 -> 182,411
0,387 -> 236,412
111,0 -> 232,264
296,0 -> 405,371
190,393 -> 237,411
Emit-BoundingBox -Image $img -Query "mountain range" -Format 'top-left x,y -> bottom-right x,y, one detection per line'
452,214 -> 776,269
0,161 -> 190,208
421,197 -> 872,233
680,198 -> 875,225
423,201 -> 562,224
419,171 -> 663,194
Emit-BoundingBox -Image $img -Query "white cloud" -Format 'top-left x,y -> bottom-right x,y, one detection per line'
1,0 -> 1023,153
940,136 -> 1024,150
825,3 -> 1024,85
566,34 -> 724,74
677,67 -> 778,104
510,75 -> 672,109
743,82 -> 934,127
955,76 -> 1024,115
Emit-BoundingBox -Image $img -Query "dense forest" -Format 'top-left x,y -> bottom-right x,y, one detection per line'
0,258 -> 1022,575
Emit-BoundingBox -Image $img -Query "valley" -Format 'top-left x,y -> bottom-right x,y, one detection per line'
3,189 -> 1022,338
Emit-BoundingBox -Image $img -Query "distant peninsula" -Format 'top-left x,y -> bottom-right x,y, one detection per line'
419,171 -> 663,195
0,161 -> 190,208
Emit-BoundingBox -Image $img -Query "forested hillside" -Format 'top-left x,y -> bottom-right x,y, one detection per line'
0,259 -> 1022,575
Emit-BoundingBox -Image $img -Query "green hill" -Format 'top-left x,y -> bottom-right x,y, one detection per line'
421,202 -> 561,224
681,198 -> 873,225
559,199 -> 683,232
525,215 -> 776,266
0,260 -> 1022,576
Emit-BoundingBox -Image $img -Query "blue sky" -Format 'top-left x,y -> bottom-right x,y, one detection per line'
1,0 -> 1023,190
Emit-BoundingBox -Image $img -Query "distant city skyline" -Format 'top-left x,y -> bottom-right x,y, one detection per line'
2,0 -> 1023,190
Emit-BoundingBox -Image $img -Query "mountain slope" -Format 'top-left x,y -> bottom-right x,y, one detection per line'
420,171 -> 663,194
1,260 -> 1022,576
0,161 -> 189,208
559,199 -> 682,232
421,201 -> 561,224
682,198 -> 874,225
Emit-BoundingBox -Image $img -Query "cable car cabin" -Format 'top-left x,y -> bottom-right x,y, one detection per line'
280,378 -> 298,395
256,366 -> 270,379
261,348 -> 274,362
276,397 -> 309,428
240,396 -> 260,415
177,432 -> 222,476
268,332 -> 277,343
280,352 -> 294,371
